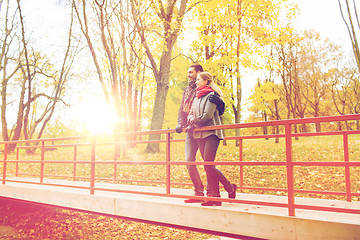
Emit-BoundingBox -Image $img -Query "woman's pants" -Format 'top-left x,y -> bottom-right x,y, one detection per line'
198,135 -> 233,197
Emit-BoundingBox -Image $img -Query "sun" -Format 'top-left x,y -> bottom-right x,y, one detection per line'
76,97 -> 115,135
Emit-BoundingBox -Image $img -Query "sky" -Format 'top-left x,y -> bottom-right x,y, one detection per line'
23,0 -> 354,69
293,0 -> 352,49
15,0 -> 358,132
240,0 -> 355,117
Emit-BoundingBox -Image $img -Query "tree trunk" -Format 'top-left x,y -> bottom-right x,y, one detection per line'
314,105 -> 321,132
234,0 -> 243,146
274,99 -> 280,143
1,74 -> 9,142
130,0 -> 187,153
263,111 -> 268,140
338,0 -> 360,72
274,125 -> 279,143
144,82 -> 169,153
17,0 -> 32,147
302,123 -> 307,133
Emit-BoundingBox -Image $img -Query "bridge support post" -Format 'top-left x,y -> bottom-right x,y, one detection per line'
90,136 -> 96,195
343,133 -> 352,202
166,132 -> 171,194
2,144 -> 7,185
73,145 -> 77,181
40,141 -> 45,183
285,123 -> 295,216
239,138 -> 243,190
16,148 -> 19,177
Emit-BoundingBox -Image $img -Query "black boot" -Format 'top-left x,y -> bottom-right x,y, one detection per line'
228,184 -> 237,199
201,200 -> 221,206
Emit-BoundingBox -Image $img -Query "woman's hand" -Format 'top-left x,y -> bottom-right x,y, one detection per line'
188,117 -> 201,126
187,116 -> 195,126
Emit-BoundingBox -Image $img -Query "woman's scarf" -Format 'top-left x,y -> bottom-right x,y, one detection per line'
196,85 -> 214,98
182,80 -> 197,114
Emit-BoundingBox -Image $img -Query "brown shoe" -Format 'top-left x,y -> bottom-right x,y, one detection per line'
184,198 -> 204,203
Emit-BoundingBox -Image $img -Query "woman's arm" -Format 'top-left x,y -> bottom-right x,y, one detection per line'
191,95 -> 216,127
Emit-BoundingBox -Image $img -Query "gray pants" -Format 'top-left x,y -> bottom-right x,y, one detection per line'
185,133 -> 204,196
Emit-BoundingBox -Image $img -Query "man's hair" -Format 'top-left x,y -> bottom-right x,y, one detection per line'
189,63 -> 203,73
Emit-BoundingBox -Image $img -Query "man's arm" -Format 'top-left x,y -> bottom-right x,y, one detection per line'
175,88 -> 187,133
208,94 -> 225,116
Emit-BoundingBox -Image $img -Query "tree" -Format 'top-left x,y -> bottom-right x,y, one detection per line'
298,31 -> 340,131
248,79 -> 281,138
72,0 -> 145,155
331,66 -> 360,129
339,0 -> 360,72
254,22 -> 306,135
249,28 -> 353,133
0,0 -> 21,143
0,0 -> 75,151
338,0 -> 360,129
130,0 -> 192,153
189,0 -> 296,140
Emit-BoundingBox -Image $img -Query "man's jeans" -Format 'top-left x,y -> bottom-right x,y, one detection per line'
185,133 -> 204,196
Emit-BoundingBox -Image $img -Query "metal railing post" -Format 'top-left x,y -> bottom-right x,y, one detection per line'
166,132 -> 171,194
16,147 -> 19,177
40,141 -> 45,183
285,123 -> 295,216
114,139 -> 117,180
73,145 -> 77,181
343,133 -> 352,202
2,143 -> 7,184
239,138 -> 243,190
114,157 -> 117,180
90,137 -> 96,195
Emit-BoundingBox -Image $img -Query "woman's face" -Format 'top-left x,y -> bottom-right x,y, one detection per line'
196,75 -> 207,87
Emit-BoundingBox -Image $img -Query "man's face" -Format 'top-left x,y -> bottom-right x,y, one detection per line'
187,67 -> 198,82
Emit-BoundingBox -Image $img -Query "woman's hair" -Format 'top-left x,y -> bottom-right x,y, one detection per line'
198,72 -> 224,98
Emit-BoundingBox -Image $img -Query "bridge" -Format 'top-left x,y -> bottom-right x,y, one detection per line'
1,114 -> 360,239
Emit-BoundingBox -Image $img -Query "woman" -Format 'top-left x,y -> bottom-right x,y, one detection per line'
186,72 -> 237,206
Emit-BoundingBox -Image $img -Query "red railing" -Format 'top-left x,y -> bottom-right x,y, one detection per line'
1,114 -> 360,217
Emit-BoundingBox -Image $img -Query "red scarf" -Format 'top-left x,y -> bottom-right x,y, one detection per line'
196,85 -> 214,98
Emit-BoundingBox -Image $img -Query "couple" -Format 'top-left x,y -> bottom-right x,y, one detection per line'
175,64 -> 237,206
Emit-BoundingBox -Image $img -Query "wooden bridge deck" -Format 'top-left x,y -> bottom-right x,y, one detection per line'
0,178 -> 360,240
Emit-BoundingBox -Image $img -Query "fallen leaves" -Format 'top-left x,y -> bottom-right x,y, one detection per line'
0,199 -> 215,239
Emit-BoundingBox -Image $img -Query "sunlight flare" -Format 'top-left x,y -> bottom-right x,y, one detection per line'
76,97 -> 115,135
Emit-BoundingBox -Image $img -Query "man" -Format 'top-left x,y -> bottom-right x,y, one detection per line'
175,64 -> 225,203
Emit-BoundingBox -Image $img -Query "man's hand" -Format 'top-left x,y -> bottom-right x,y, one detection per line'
175,125 -> 183,134
208,94 -> 225,116
185,125 -> 195,132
